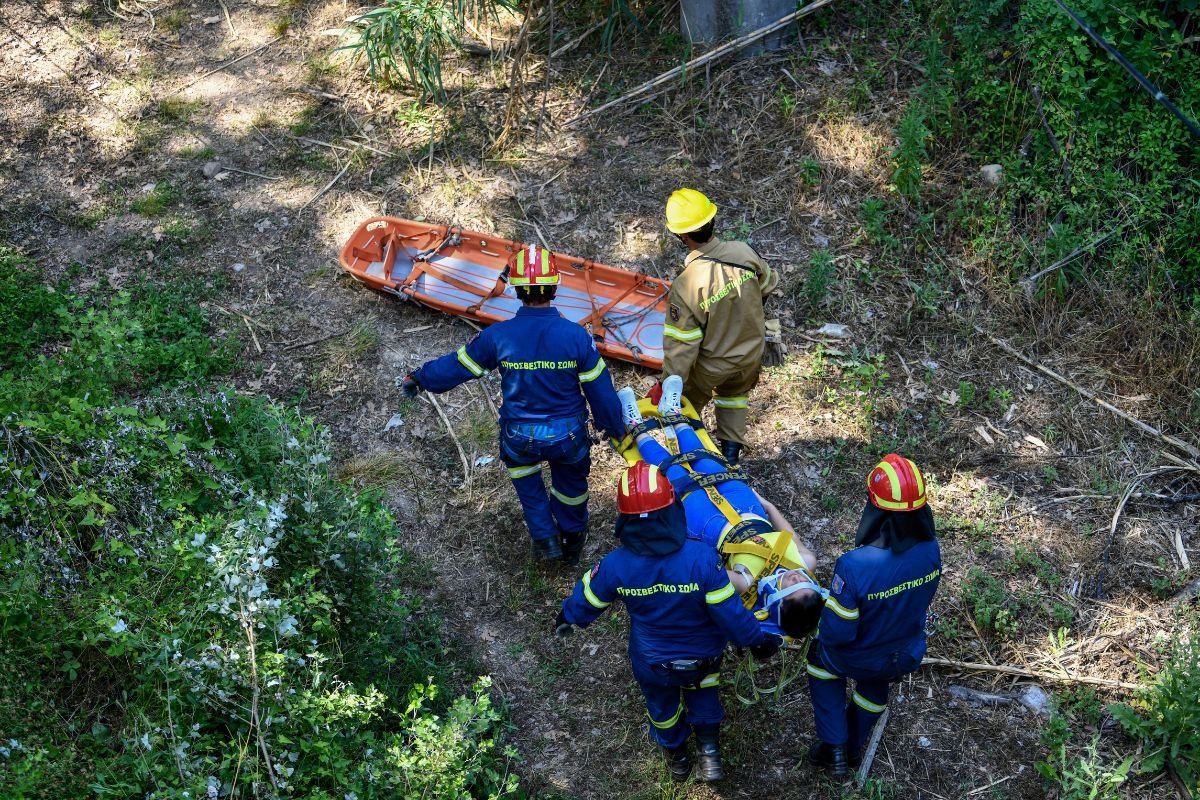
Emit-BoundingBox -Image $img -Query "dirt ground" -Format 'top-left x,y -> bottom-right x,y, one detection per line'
2,1 -> 1198,798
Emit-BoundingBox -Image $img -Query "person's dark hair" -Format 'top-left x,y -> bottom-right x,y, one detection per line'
680,219 -> 715,245
515,285 -> 557,305
779,592 -> 824,639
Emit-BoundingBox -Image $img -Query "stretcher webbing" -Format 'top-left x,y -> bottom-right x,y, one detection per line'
722,529 -> 800,609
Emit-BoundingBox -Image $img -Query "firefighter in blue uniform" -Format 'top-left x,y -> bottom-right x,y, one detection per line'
806,454 -> 942,777
401,245 -> 625,563
617,376 -> 826,641
556,462 -> 782,783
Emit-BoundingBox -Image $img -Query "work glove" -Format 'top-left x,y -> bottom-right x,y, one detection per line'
761,318 -> 786,367
749,633 -> 783,661
398,373 -> 422,399
553,609 -> 574,639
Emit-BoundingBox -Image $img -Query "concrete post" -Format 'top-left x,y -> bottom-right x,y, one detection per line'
680,0 -> 797,53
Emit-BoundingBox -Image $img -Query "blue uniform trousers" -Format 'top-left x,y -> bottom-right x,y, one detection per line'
499,418 -> 590,543
632,657 -> 724,750
807,644 -> 893,755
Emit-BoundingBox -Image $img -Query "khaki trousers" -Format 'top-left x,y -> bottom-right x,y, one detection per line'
682,358 -> 761,446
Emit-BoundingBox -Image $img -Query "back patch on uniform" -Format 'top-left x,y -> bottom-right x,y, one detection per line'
831,574 -> 845,595
669,304 -> 681,321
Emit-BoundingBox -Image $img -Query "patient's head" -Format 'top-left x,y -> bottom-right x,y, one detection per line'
778,585 -> 825,639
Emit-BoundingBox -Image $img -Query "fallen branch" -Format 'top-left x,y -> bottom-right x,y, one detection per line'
299,156 -> 355,213
283,328 -> 350,352
178,35 -> 285,91
975,326 -> 1200,463
921,656 -> 1143,691
424,392 -> 472,489
855,706 -> 889,786
550,18 -> 607,58
564,0 -> 837,127
1030,84 -> 1061,156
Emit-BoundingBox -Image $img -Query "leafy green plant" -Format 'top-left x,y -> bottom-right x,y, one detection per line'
962,567 -> 1020,637
803,249 -> 835,310
799,156 -> 821,186
1036,732 -> 1133,800
130,181 -> 181,217
957,380 -> 976,408
1110,641 -> 1200,788
891,101 -> 930,204
337,0 -> 516,100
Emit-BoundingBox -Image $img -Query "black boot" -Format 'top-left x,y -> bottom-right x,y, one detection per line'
530,536 -> 562,561
719,440 -> 743,466
662,744 -> 691,783
560,530 -> 587,567
693,725 -> 725,782
808,741 -> 849,778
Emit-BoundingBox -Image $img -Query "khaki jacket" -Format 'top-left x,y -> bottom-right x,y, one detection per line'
662,238 -> 777,378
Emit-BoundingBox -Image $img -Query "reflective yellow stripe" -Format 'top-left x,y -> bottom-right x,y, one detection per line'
909,458 -> 925,498
712,395 -> 748,409
826,596 -> 859,620
878,460 -> 902,502
685,672 -> 720,690
853,692 -> 886,713
664,325 -> 702,342
582,570 -> 610,609
579,358 -> 606,383
649,702 -> 684,729
806,664 -> 839,680
456,346 -> 485,376
706,582 -> 735,605
550,488 -> 589,506
507,463 -> 543,479
648,466 -> 659,493
873,494 -> 926,511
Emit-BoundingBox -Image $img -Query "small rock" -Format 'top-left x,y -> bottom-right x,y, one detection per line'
201,161 -> 223,179
141,182 -> 156,193
812,234 -> 830,248
979,164 -> 1004,185
203,15 -> 221,24
917,736 -> 932,748
1019,685 -> 1052,716
231,262 -> 246,273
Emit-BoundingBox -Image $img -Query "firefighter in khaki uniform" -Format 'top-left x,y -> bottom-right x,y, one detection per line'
660,188 -> 778,466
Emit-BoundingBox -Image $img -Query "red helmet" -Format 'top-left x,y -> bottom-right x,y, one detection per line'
617,462 -> 674,515
508,244 -> 560,287
867,454 -> 927,511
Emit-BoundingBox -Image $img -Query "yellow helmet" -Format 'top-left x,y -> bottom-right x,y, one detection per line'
665,188 -> 718,234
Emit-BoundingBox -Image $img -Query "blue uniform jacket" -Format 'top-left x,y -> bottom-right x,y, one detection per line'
562,539 -> 765,665
413,306 -> 625,439
818,539 -> 941,676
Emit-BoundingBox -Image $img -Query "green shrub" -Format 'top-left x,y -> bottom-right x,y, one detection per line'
1110,641 -> 1200,789
803,250 -> 835,310
962,567 -> 1020,636
0,250 -> 65,367
0,249 -> 520,798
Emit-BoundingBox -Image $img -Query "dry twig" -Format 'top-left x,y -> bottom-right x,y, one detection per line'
178,35 -> 285,91
976,326 -> 1200,463
922,656 -> 1143,690
424,393 -> 472,489
565,0 -> 837,127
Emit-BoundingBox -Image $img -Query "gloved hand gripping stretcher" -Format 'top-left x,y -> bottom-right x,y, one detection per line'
616,385 -> 828,640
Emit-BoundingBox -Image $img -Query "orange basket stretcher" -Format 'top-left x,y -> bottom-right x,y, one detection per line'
338,217 -> 670,370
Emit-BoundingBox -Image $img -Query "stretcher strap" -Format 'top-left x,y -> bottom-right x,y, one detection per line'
721,529 -> 799,609
675,470 -> 749,498
659,447 -> 731,471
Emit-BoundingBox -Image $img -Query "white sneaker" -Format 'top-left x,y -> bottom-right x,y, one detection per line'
618,387 -> 643,431
659,375 -> 684,417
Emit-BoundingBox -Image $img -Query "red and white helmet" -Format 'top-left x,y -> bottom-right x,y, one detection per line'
867,454 -> 926,511
616,462 -> 674,515
508,244 -> 559,287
